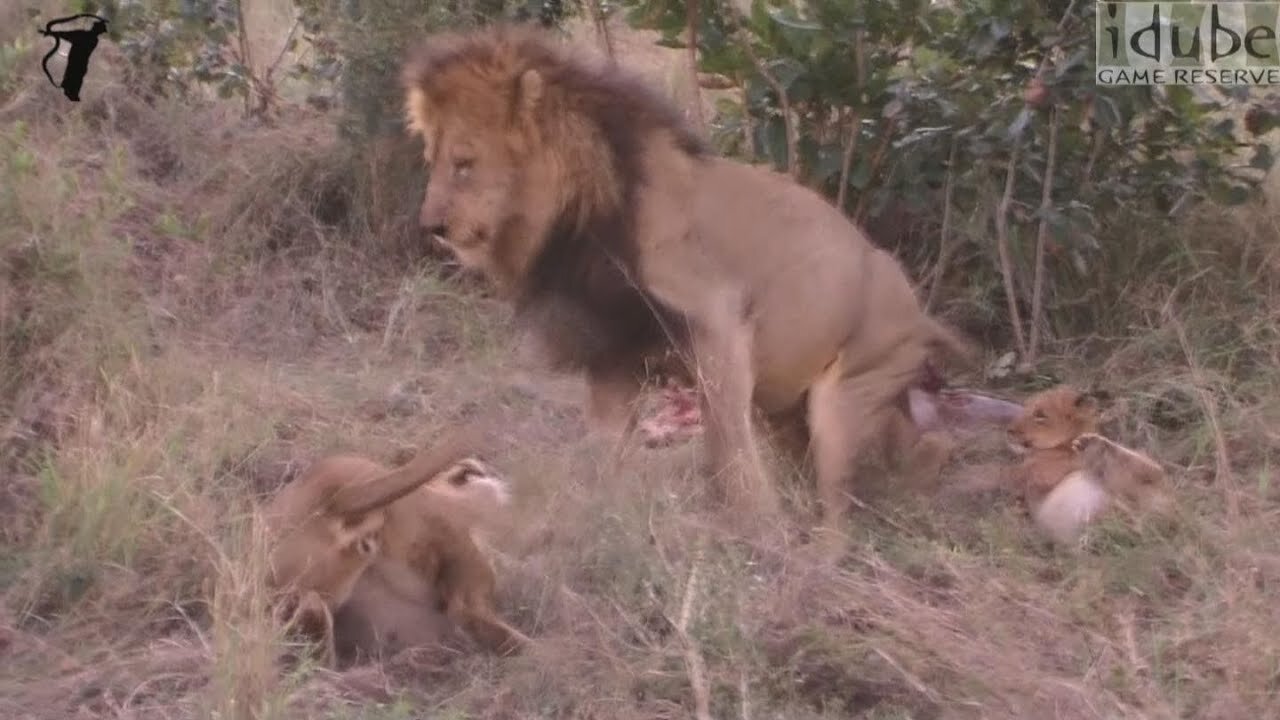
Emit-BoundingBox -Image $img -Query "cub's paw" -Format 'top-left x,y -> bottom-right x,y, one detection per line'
1070,433 -> 1109,455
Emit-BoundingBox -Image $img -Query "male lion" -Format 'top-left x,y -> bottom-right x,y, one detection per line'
400,25 -> 976,553
1005,385 -> 1174,547
265,429 -> 529,667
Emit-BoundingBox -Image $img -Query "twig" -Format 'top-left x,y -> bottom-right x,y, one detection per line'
739,666 -> 751,720
872,647 -> 942,705
583,0 -> 614,62
844,490 -> 914,536
685,0 -> 707,136
994,142 -> 1029,360
677,539 -> 713,720
740,37 -> 798,179
233,0 -> 255,118
267,19 -> 301,82
852,119 -> 896,222
994,0 -> 1080,363
1027,106 -> 1060,365
1164,305 -> 1238,520
1082,127 -> 1105,190
835,108 -> 861,212
925,136 -> 960,312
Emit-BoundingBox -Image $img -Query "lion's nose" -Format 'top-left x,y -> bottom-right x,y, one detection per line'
419,202 -> 449,240
422,221 -> 449,240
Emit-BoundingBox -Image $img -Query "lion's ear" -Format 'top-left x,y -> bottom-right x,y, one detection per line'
514,68 -> 544,119
405,87 -> 433,138
1075,389 -> 1107,414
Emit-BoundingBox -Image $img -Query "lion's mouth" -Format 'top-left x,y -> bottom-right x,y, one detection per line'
1006,437 -> 1030,456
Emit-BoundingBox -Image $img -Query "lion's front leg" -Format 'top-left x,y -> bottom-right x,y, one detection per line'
583,366 -> 644,467
637,234 -> 779,525
687,313 -> 779,521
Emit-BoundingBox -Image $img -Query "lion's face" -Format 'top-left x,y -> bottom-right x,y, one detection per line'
1006,386 -> 1102,455
417,117 -> 527,278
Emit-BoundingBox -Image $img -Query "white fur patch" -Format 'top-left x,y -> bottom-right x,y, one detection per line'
436,457 -> 512,508
1034,470 -> 1110,546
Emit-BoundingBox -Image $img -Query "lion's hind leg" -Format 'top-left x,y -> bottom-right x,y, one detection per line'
280,589 -> 338,669
435,524 -> 532,657
445,595 -> 532,657
806,360 -> 910,560
881,403 -> 956,493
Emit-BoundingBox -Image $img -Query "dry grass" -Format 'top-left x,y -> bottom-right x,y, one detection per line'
2,28 -> 1280,720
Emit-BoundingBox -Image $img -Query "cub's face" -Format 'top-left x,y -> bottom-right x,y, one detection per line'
268,510 -> 385,605
1006,386 -> 1103,455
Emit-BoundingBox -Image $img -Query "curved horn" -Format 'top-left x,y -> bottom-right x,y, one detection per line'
329,424 -> 485,517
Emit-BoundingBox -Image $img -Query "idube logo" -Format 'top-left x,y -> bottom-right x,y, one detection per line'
1096,2 -> 1280,85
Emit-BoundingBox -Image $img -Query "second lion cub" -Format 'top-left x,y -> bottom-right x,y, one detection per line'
264,426 -> 529,667
1004,386 -> 1173,546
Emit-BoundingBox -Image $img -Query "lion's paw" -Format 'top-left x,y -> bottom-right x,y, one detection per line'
1070,433 -> 1108,455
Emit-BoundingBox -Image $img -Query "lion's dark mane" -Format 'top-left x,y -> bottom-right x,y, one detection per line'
511,32 -> 706,378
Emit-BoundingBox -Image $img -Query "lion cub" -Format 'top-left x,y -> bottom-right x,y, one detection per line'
1005,386 -> 1172,546
264,428 -> 529,666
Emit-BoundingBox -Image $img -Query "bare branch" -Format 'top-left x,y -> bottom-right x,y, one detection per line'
741,38 -> 798,179
741,85 -> 756,160
836,29 -> 867,212
685,0 -> 707,136
676,540 -> 712,720
836,108 -> 861,212
995,141 -> 1029,360
582,0 -> 614,63
852,119 -> 896,223
1027,106 -> 1060,365
1082,128 -> 1105,190
997,0 -> 1079,364
925,136 -> 960,312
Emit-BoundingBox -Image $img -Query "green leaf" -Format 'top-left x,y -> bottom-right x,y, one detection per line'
763,57 -> 805,91
1209,182 -> 1252,206
812,141 -> 846,183
767,8 -> 821,31
849,153 -> 872,189
1092,93 -> 1124,130
762,115 -> 788,170
1006,107 -> 1032,140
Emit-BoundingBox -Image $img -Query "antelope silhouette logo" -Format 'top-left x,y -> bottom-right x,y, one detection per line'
39,14 -> 110,102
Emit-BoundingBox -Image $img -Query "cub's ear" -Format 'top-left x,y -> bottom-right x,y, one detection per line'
1075,388 -> 1111,413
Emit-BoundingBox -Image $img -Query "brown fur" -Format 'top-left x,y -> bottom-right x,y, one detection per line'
264,429 -> 529,666
400,25 -> 976,556
1005,386 -> 1173,546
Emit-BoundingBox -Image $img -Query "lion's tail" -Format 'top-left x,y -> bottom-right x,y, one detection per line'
329,426 -> 482,517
